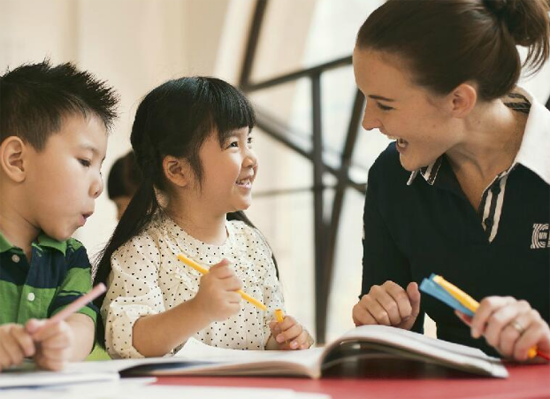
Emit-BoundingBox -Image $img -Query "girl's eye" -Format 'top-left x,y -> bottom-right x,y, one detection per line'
79,159 -> 91,167
377,102 -> 394,111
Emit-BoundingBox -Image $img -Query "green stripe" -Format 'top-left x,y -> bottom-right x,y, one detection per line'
0,280 -> 21,324
57,267 -> 93,294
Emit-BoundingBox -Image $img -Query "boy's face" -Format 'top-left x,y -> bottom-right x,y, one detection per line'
24,114 -> 107,241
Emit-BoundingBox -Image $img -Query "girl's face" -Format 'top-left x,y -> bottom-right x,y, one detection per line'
194,127 -> 258,214
353,48 -> 461,171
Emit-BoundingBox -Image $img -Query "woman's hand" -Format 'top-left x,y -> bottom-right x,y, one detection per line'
456,296 -> 550,361
268,315 -> 313,350
352,280 -> 421,331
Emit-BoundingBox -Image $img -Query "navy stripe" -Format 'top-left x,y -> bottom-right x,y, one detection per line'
48,293 -> 99,318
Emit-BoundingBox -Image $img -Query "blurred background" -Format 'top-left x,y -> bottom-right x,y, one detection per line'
2,0 -> 549,344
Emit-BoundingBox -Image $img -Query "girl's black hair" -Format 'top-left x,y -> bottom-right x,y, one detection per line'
93,77 -> 277,347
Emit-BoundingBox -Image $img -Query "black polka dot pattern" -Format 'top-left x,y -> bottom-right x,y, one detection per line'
101,212 -> 285,359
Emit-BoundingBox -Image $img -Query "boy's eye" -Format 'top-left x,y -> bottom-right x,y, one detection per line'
377,102 -> 394,111
228,141 -> 239,148
79,159 -> 91,167
247,136 -> 254,145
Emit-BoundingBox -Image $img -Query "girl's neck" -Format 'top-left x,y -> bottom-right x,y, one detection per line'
165,198 -> 227,246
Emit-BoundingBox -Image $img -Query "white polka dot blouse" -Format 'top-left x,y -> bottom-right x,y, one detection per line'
101,211 -> 285,359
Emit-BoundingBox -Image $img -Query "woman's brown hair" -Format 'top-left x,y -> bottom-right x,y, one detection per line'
356,0 -> 550,101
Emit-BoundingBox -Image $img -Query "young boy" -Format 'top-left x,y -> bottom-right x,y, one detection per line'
0,61 -> 118,371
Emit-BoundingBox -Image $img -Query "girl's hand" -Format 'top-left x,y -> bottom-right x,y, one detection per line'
352,280 -> 421,331
25,319 -> 73,371
455,296 -> 550,362
268,315 -> 313,350
193,259 -> 243,322
0,324 -> 35,372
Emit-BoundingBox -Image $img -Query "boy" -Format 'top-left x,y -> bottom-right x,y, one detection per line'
0,61 -> 118,371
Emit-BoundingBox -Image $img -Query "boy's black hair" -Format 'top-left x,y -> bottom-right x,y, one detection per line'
0,60 -> 118,149
93,76 -> 278,348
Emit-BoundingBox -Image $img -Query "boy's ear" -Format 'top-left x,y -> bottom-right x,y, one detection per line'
0,136 -> 27,183
448,83 -> 477,118
162,155 -> 191,188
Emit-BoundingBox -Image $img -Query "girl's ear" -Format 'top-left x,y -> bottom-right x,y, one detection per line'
449,83 -> 477,118
162,155 -> 191,188
0,136 -> 27,183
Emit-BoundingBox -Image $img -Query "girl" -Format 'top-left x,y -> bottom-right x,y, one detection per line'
352,0 -> 550,361
94,77 -> 313,358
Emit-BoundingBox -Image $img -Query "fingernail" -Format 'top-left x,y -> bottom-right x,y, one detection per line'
471,328 -> 479,338
290,341 -> 298,349
276,334 -> 285,343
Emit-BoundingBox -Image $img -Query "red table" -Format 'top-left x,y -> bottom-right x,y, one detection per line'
155,361 -> 550,399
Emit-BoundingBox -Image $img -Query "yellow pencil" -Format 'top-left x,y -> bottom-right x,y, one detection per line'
433,275 -> 539,359
275,308 -> 285,323
177,254 -> 267,311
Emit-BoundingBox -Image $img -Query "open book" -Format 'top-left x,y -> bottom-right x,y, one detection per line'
118,325 -> 508,379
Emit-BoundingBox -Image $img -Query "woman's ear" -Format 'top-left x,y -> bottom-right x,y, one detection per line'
162,155 -> 191,188
449,83 -> 477,118
0,136 -> 27,183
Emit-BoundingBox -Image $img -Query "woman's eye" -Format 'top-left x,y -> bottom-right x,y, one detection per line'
79,159 -> 91,167
377,102 -> 394,111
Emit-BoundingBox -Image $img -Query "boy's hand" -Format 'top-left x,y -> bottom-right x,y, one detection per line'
0,324 -> 35,372
352,280 -> 421,331
193,259 -> 243,322
269,315 -> 313,350
25,319 -> 74,371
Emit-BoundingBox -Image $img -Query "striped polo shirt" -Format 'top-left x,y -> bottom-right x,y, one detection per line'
0,231 -> 97,325
361,88 -> 550,355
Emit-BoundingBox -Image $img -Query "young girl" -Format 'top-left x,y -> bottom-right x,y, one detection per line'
94,77 -> 313,358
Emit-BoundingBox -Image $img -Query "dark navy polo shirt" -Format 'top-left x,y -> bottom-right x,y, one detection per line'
360,90 -> 550,356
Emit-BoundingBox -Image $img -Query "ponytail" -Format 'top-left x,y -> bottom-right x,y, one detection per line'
93,178 -> 160,347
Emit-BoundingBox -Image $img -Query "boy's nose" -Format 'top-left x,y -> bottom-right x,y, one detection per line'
91,176 -> 104,199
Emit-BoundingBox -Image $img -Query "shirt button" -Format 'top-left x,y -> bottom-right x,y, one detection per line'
11,254 -> 20,263
484,218 -> 494,228
27,293 -> 35,302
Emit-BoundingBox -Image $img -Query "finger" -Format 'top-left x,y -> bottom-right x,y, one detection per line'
277,323 -> 303,344
365,289 -> 393,325
222,276 -> 243,292
406,282 -> 421,318
31,321 -> 63,343
363,295 -> 391,325
512,311 -> 547,361
25,319 -> 46,335
289,330 -> 309,350
277,316 -> 296,332
10,326 -> 35,357
352,300 -> 377,326
38,346 -> 72,362
454,310 -> 473,327
499,322 -> 524,358
471,297 -> 513,338
0,334 -> 24,366
484,301 -> 529,347
384,281 -> 413,321
226,292 -> 242,304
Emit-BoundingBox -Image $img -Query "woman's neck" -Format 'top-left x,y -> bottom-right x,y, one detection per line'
165,196 -> 227,246
446,100 -> 526,181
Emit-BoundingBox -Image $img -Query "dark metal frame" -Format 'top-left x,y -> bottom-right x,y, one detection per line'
239,0 -> 366,343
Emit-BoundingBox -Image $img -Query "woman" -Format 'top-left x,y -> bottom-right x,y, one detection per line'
352,0 -> 550,361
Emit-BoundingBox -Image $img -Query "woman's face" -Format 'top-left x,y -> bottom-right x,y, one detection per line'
353,48 -> 461,171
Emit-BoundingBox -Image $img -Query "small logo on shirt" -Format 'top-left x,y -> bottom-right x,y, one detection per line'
531,223 -> 549,249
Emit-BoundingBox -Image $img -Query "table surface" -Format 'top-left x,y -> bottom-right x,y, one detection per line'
155,359 -> 550,399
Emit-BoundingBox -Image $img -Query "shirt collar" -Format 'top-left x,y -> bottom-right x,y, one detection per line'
407,87 -> 550,186
0,230 -> 67,255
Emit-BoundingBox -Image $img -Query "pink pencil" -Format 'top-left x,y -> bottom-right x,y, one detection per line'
36,283 -> 106,331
